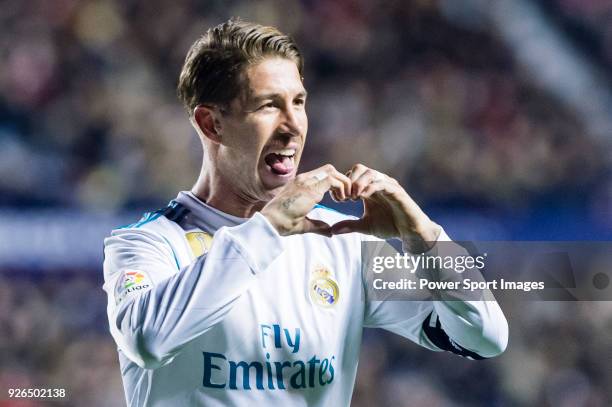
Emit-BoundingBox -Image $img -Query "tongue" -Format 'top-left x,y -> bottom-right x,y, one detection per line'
265,154 -> 294,175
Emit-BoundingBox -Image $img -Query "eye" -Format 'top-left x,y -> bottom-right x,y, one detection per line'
259,102 -> 277,110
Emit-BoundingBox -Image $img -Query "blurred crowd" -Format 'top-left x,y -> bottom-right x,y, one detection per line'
1,0 -> 612,406
0,0 -> 609,217
0,274 -> 124,407
542,0 -> 612,70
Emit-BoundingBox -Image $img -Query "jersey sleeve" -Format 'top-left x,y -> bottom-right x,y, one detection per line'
362,229 -> 508,360
102,212 -> 283,369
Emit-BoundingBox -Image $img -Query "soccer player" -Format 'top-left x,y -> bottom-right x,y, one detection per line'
103,19 -> 508,406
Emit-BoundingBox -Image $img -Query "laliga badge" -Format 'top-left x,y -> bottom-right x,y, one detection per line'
309,265 -> 340,308
185,231 -> 213,258
115,269 -> 152,305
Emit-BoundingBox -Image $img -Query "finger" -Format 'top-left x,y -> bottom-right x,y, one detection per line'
359,181 -> 387,199
300,217 -> 332,237
312,173 -> 348,200
352,169 -> 381,198
328,172 -> 352,201
324,177 -> 348,201
346,164 -> 369,198
346,163 -> 369,182
331,187 -> 350,202
300,166 -> 352,201
329,171 -> 352,200
329,187 -> 346,203
330,219 -> 370,235
329,189 -> 340,203
302,164 -> 339,183
314,167 -> 351,200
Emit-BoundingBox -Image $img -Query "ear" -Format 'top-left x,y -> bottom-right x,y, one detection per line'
193,105 -> 223,144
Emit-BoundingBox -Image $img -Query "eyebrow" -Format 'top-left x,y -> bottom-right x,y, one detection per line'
250,90 -> 308,102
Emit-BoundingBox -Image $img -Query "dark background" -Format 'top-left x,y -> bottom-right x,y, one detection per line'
1,0 -> 611,405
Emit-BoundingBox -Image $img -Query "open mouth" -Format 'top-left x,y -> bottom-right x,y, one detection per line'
264,148 -> 296,176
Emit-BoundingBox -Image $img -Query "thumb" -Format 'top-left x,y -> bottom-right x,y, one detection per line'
330,218 -> 369,235
300,217 -> 332,237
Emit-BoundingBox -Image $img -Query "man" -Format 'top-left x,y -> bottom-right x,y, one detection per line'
103,19 -> 508,406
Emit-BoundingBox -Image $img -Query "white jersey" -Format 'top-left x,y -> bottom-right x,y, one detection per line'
103,191 -> 508,406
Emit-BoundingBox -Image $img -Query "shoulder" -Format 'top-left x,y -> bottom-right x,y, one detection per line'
105,204 -> 187,252
103,205 -> 190,277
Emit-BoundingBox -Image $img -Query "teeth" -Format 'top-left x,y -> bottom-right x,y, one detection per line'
274,149 -> 295,157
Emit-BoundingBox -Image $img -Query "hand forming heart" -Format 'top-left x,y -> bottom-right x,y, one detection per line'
261,163 -> 441,252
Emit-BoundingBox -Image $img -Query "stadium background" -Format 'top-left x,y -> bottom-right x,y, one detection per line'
1,0 -> 611,405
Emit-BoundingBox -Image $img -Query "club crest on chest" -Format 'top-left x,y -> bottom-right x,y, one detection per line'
309,265 -> 340,308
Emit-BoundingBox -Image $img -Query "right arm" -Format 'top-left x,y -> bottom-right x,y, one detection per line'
103,213 -> 283,370
103,165 -> 351,370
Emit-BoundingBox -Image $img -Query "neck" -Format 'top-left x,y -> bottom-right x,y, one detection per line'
191,168 -> 265,218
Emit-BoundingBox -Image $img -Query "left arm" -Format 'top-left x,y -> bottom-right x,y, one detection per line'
331,164 -> 508,359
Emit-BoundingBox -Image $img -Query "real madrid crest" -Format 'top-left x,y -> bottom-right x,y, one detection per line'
309,265 -> 340,308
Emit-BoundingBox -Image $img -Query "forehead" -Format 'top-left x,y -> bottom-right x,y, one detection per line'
243,57 -> 305,99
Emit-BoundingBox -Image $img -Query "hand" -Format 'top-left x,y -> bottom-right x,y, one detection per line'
330,164 -> 442,252
260,164 -> 351,236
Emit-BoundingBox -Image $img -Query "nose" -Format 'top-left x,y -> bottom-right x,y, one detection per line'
278,105 -> 304,137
